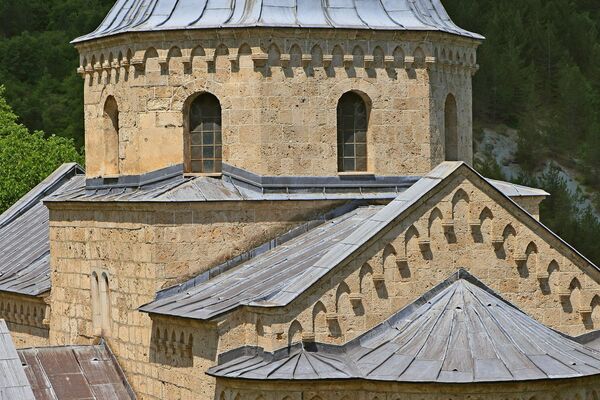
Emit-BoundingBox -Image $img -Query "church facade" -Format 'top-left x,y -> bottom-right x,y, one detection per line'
1,1 -> 600,399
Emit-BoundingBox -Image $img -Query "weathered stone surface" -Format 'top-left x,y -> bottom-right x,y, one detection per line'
0,292 -> 50,348
76,29 -> 479,178
46,200 -> 341,399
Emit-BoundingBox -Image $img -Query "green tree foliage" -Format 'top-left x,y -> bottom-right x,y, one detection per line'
443,0 -> 600,185
445,0 -> 600,263
0,86 -> 83,213
0,0 -> 114,147
519,166 -> 600,264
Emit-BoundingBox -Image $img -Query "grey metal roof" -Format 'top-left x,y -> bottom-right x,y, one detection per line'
73,0 -> 483,44
140,205 -> 384,319
45,164 -> 417,203
140,161 -> 597,320
208,270 -> 600,383
577,331 -> 600,351
45,162 -> 544,204
18,342 -> 135,400
487,179 -> 549,197
0,320 -> 35,400
0,163 -> 84,296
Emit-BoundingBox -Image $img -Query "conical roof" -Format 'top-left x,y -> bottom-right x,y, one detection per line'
73,0 -> 483,44
209,270 -> 600,383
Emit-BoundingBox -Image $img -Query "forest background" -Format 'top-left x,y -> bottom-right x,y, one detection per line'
0,0 -> 598,263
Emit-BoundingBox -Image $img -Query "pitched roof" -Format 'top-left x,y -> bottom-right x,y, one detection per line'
487,179 -> 549,197
0,164 -> 84,296
140,205 -> 384,319
141,161 -> 581,321
208,270 -> 600,383
0,320 -> 35,399
73,0 -> 483,44
45,162 -> 544,204
18,342 -> 135,400
44,163 -> 417,203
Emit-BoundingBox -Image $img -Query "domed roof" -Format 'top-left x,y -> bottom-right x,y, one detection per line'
73,0 -> 483,44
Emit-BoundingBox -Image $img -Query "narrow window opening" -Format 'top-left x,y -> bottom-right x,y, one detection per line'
103,96 -> 120,175
187,93 -> 222,173
92,271 -> 111,336
99,272 -> 111,335
91,272 -> 101,335
337,92 -> 368,172
444,94 -> 459,161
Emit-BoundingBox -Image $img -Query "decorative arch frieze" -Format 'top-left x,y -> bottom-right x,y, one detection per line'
77,37 -> 477,85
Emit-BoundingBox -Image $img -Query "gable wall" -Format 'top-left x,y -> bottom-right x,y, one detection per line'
46,199 -> 341,400
218,173 -> 600,355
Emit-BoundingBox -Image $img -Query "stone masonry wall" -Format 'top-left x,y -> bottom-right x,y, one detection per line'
0,292 -> 50,348
75,29 -> 479,178
47,199 -> 341,399
215,376 -> 600,400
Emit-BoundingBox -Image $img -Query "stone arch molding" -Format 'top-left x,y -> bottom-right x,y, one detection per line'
171,80 -> 228,113
326,80 -> 379,112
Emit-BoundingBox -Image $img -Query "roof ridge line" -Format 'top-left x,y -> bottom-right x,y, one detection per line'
146,200 -> 371,302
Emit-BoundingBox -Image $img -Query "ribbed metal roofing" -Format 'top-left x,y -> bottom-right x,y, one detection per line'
140,205 -> 383,319
208,270 -> 600,383
0,164 -> 84,296
0,320 -> 35,399
44,174 -> 409,203
18,342 -> 135,399
140,162 -> 596,320
45,162 -> 545,204
72,0 -> 483,43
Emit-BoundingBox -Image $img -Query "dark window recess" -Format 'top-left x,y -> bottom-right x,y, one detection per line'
189,93 -> 222,173
337,92 -> 368,172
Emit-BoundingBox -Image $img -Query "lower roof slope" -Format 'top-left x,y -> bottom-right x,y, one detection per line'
18,342 -> 135,400
209,270 -> 600,384
0,320 -> 35,399
0,164 -> 83,296
140,205 -> 383,319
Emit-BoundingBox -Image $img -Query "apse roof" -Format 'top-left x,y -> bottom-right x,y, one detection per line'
0,163 -> 84,296
72,0 -> 484,44
208,270 -> 600,383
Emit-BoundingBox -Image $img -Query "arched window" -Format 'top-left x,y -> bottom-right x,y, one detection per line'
187,93 -> 222,173
103,96 -> 120,175
337,92 -> 368,172
444,94 -> 458,161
